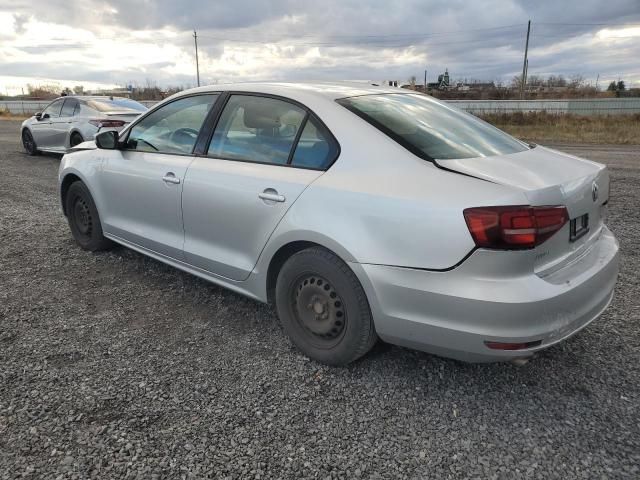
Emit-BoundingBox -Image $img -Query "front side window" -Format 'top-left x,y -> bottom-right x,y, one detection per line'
208,95 -> 306,165
337,94 -> 528,160
43,99 -> 64,118
60,98 -> 78,117
126,94 -> 218,154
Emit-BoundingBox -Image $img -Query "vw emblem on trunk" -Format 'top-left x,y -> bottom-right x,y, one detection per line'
592,182 -> 599,202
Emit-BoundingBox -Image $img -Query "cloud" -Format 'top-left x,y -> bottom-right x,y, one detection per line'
0,0 -> 639,95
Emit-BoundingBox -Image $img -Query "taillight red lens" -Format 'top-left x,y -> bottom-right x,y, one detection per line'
463,206 -> 568,250
89,119 -> 125,128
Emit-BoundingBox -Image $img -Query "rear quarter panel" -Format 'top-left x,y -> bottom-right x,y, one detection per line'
257,105 -> 528,272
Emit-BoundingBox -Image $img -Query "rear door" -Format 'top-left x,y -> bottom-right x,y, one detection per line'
182,94 -> 338,280
31,99 -> 63,148
52,98 -> 79,149
97,94 -> 219,259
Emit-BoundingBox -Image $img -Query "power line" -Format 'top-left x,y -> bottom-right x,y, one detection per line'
535,21 -> 640,26
200,24 -> 524,45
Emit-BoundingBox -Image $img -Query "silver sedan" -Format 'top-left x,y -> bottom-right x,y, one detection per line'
57,83 -> 619,365
21,96 -> 147,155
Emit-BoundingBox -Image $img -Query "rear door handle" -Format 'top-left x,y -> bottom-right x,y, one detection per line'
162,172 -> 180,184
259,190 -> 286,203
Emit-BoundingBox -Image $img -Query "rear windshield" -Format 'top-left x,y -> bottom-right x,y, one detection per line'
86,98 -> 147,113
337,93 -> 528,160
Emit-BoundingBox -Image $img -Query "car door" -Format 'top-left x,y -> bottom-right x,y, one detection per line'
97,94 -> 219,260
182,94 -> 339,281
31,99 -> 63,148
53,98 -> 79,149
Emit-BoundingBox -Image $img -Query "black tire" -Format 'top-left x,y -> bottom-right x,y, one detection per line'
275,247 -> 377,366
69,132 -> 84,148
22,129 -> 39,156
64,181 -> 113,251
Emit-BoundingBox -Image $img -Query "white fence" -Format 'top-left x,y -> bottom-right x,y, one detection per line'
448,98 -> 640,116
3,97 -> 640,116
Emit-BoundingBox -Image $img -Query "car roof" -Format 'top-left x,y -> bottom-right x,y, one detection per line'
174,81 -> 405,102
52,96 -> 136,102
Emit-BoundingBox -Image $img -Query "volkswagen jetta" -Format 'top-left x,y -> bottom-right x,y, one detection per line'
57,83 -> 619,365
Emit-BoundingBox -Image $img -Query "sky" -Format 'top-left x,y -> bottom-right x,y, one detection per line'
0,0 -> 639,95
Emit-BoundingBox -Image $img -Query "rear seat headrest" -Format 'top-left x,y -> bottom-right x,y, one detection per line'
243,102 -> 283,129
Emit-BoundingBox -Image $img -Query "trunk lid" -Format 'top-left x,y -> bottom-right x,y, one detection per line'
103,111 -> 141,124
436,146 -> 610,274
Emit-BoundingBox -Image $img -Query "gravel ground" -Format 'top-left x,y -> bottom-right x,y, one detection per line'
1,119 -> 639,479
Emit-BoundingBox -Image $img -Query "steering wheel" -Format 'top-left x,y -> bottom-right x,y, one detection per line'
170,128 -> 199,145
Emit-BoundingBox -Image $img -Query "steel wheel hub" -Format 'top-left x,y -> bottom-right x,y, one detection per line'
293,275 -> 346,341
73,198 -> 92,235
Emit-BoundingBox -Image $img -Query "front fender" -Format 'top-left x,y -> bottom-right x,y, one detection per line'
58,152 -> 104,218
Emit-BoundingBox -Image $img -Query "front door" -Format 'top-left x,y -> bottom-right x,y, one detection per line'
182,94 -> 337,280
31,99 -> 63,149
97,94 -> 219,259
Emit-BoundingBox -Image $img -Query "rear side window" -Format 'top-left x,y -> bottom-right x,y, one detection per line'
60,98 -> 78,117
208,95 -> 306,166
290,117 -> 338,169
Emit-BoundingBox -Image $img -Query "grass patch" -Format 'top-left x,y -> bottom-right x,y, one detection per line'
480,112 -> 640,145
0,109 -> 28,121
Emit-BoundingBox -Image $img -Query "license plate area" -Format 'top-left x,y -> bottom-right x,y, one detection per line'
569,213 -> 589,242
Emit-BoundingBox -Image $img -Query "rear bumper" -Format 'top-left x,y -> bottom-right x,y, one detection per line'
353,226 -> 619,362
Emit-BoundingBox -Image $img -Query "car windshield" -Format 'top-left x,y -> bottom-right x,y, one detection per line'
337,93 -> 528,160
86,98 -> 147,113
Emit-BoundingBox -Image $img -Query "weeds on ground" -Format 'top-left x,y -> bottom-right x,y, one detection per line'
480,111 -> 640,145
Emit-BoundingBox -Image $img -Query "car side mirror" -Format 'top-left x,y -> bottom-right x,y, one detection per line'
35,112 -> 42,120
95,130 -> 119,150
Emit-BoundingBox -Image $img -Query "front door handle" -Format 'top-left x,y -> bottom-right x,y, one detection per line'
162,172 -> 180,185
259,189 -> 286,203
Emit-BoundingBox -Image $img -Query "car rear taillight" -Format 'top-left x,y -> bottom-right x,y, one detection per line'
89,119 -> 126,128
463,206 -> 568,250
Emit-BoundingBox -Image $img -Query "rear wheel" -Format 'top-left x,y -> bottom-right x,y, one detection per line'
69,132 -> 84,148
22,129 -> 39,155
275,247 -> 377,365
65,181 -> 112,251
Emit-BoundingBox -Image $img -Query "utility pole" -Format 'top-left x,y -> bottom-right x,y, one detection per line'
424,69 -> 427,92
520,19 -> 531,99
193,29 -> 200,87
595,73 -> 600,91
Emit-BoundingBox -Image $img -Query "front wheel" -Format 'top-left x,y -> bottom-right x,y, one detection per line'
275,247 -> 377,365
22,129 -> 39,155
65,181 -> 113,251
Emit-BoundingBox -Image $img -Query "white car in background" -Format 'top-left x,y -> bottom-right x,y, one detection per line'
21,96 -> 147,155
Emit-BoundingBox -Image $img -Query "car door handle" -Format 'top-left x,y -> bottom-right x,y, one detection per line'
259,190 -> 286,203
162,173 -> 180,184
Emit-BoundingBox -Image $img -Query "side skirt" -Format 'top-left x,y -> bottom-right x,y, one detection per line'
104,232 -> 265,303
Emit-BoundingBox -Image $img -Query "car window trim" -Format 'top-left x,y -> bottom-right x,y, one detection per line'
200,91 -> 340,172
286,112 -> 310,165
119,92 -> 223,157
